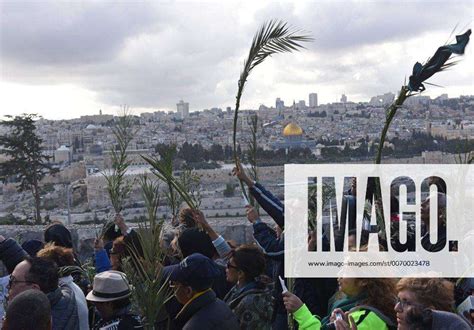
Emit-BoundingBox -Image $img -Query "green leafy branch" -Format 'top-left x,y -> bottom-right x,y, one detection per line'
141,154 -> 198,212
122,176 -> 171,329
103,107 -> 138,213
233,20 -> 312,200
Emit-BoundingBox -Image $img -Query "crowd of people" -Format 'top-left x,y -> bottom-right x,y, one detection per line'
0,163 -> 472,329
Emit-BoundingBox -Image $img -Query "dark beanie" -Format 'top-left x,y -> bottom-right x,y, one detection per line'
44,223 -> 73,248
21,240 -> 44,257
177,228 -> 216,259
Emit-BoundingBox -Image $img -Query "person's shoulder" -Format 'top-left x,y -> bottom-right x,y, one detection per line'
350,309 -> 389,329
195,297 -> 234,318
212,297 -> 234,310
58,282 -> 75,300
239,288 -> 273,305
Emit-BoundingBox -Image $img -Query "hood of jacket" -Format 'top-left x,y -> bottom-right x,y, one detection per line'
431,310 -> 471,330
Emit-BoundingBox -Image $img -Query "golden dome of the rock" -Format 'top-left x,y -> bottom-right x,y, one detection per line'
283,123 -> 303,136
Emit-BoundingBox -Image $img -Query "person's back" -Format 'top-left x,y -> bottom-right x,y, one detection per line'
3,289 -> 52,330
226,285 -> 274,330
37,243 -> 88,330
48,283 -> 79,330
176,289 -> 239,330
25,257 -> 79,330
59,276 -> 88,330
223,245 -> 274,330
177,228 -> 232,299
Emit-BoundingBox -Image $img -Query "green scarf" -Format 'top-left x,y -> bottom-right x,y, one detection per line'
321,292 -> 368,327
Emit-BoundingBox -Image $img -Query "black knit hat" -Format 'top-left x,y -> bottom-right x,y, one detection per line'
44,223 -> 73,248
21,240 -> 44,257
177,228 -> 216,259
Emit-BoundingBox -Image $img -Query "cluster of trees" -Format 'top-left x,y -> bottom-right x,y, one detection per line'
345,111 -> 371,118
0,114 -> 57,224
307,110 -> 327,117
154,142 -> 318,167
386,132 -> 474,158
320,132 -> 474,161
154,142 -> 241,169
320,140 -> 373,162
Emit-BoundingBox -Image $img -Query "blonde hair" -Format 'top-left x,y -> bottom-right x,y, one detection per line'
37,243 -> 75,267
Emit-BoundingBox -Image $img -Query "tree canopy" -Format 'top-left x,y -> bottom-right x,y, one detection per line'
0,114 -> 56,223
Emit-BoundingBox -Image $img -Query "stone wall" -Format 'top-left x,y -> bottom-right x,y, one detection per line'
0,216 -> 274,275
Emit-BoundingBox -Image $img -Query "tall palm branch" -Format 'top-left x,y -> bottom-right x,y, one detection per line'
233,20 -> 312,199
103,107 -> 138,232
375,29 -> 470,164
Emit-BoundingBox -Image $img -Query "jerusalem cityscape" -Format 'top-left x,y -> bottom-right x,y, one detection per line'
1,93 -> 473,224
0,1 -> 473,329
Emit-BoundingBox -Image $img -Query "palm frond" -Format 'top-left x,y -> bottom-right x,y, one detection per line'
122,227 -> 171,329
233,20 -> 312,198
139,175 -> 161,229
440,58 -> 463,71
122,175 -> 171,329
154,146 -> 181,218
423,81 -> 444,88
179,167 -> 202,208
378,28 -> 470,164
247,114 -> 259,211
102,107 -> 138,213
97,219 -> 116,239
376,86 -> 411,164
141,154 -> 198,211
444,22 -> 459,45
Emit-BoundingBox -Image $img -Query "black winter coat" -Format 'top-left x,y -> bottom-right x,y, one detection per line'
175,289 -> 239,330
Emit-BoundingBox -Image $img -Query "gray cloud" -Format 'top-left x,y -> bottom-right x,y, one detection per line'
301,2 -> 469,52
0,1 -> 472,116
0,1 -> 160,66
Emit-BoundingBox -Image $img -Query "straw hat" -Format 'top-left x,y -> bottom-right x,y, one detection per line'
86,270 -> 132,303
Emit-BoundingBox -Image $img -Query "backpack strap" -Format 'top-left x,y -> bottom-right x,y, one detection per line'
348,305 -> 397,328
353,309 -> 370,325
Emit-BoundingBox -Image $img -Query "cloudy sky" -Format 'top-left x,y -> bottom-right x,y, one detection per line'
0,1 -> 473,120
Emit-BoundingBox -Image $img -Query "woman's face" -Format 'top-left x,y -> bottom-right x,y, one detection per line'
110,254 -> 121,271
394,290 -> 422,330
94,301 -> 114,320
337,278 -> 360,297
225,257 -> 240,284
